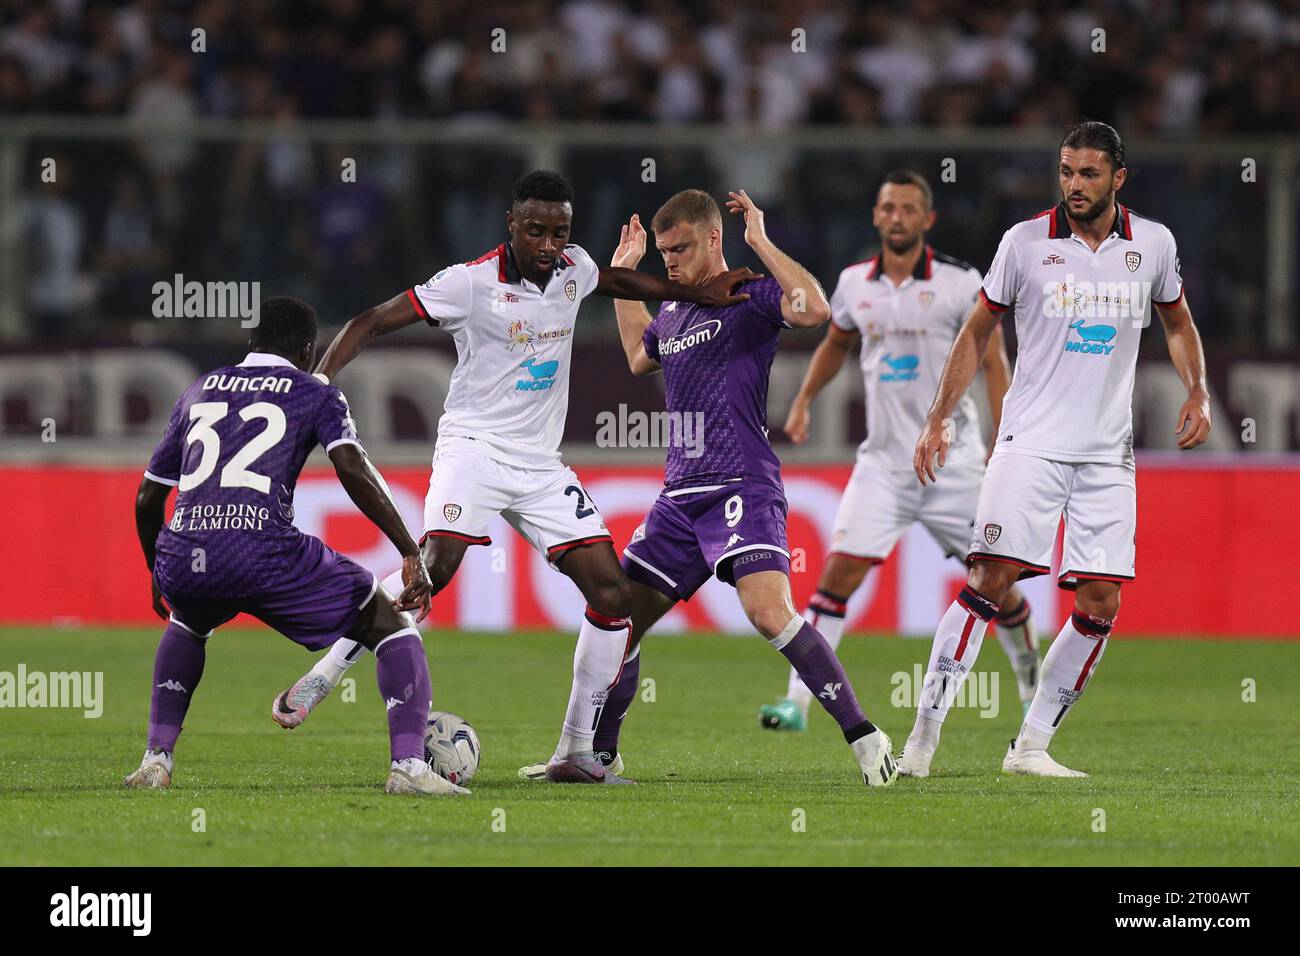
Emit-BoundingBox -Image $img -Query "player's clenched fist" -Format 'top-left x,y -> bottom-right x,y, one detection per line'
1175,391 -> 1211,449
913,416 -> 949,485
611,214 -> 647,269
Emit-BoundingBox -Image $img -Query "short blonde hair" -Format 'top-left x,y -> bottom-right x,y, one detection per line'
651,189 -> 722,234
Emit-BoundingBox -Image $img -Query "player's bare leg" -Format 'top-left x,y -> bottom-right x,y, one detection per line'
542,542 -> 636,784
271,534 -> 469,729
898,559 -> 1019,778
519,580 -> 676,780
1004,580 -> 1118,779
125,616 -> 210,789
740,569 -> 896,786
762,552 -> 873,731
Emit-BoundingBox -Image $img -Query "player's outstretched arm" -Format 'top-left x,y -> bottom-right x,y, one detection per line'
315,293 -> 424,382
607,214 -> 661,376
1156,297 -> 1211,449
596,264 -> 760,308
328,443 -> 433,620
915,299 -> 1002,484
784,323 -> 858,444
726,189 -> 830,328
134,476 -> 173,619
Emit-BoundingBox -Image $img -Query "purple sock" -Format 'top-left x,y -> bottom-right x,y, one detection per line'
592,649 -> 640,759
147,621 -> 207,754
375,633 -> 432,763
779,621 -> 875,742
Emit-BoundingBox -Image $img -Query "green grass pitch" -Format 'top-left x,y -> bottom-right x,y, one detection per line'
1,626 -> 1297,866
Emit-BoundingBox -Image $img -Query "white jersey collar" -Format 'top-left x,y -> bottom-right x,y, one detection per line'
238,351 -> 296,369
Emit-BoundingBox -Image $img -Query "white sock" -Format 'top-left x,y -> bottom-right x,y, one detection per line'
904,713 -> 942,754
554,608 -> 631,759
312,637 -> 367,686
785,591 -> 848,714
1017,611 -> 1111,751
392,756 -> 427,775
917,586 -> 999,725
994,598 -> 1040,703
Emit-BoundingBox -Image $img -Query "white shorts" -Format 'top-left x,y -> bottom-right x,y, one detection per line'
969,452 -> 1136,589
421,436 -> 611,563
831,456 -> 984,564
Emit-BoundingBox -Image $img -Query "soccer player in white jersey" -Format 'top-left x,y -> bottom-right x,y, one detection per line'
757,170 -> 1040,740
910,122 -> 1210,778
269,171 -> 756,784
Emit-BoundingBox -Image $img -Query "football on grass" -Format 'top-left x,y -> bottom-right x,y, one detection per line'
424,711 -> 480,786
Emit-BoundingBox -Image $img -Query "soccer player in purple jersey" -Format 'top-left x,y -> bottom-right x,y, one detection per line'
124,297 -> 464,796
520,190 -> 899,787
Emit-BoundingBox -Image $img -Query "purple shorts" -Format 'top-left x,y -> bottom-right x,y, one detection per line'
622,481 -> 790,602
158,539 -> 378,651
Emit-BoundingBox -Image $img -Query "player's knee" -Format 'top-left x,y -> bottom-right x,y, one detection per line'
967,560 -> 1019,604
748,603 -> 796,643
587,572 -> 634,620
820,555 -> 868,599
1076,585 -> 1120,621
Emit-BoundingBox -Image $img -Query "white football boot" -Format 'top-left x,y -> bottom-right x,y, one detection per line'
123,750 -> 173,789
518,751 -> 624,781
385,758 -> 471,796
851,729 -> 898,787
1002,739 -> 1087,778
272,673 -> 335,729
895,745 -> 935,778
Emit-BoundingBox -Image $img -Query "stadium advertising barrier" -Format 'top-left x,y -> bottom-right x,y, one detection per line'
2,462 -> 1295,638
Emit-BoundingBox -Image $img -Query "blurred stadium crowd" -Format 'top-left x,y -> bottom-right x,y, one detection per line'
0,0 -> 1292,349
4,0 -> 1300,130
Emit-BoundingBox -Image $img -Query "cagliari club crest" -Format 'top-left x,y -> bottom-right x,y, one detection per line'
443,503 -> 462,523
564,279 -> 577,301
984,523 -> 1002,545
918,291 -> 935,309
1125,251 -> 1141,272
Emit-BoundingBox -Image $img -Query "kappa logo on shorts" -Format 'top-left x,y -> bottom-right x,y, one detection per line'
443,503 -> 462,523
564,279 -> 577,301
984,523 -> 1002,545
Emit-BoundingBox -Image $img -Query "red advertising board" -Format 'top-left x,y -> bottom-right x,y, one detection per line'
1,463 -> 1295,638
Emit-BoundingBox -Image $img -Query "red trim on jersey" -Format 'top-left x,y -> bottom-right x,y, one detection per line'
1049,205 -> 1059,236
978,288 -> 1009,314
1033,207 -> 1054,219
406,287 -> 436,326
1117,204 -> 1133,240
953,612 -> 976,662
866,255 -> 882,279
562,251 -> 575,266
419,529 -> 491,547
547,534 -> 614,559
922,244 -> 934,280
1072,632 -> 1106,691
465,243 -> 507,283
1152,287 -> 1185,308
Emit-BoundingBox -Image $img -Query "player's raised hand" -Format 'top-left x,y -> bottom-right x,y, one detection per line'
913,416 -> 950,485
726,189 -> 768,248
699,266 -> 762,307
393,553 -> 434,622
1175,392 -> 1211,449
784,397 -> 812,444
611,214 -> 647,269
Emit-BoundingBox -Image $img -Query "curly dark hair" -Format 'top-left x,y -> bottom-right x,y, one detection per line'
512,169 -> 575,206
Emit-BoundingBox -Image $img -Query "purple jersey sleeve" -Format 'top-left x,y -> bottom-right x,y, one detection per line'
743,276 -> 787,328
643,323 -> 661,363
145,392 -> 188,486
314,387 -> 362,452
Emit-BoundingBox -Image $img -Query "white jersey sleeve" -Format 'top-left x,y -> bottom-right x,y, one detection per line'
1151,226 -> 1183,306
830,271 -> 856,332
564,244 -> 601,300
409,263 -> 473,330
980,229 -> 1020,314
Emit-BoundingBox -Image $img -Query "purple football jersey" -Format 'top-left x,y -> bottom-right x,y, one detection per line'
146,352 -> 360,597
643,275 -> 787,491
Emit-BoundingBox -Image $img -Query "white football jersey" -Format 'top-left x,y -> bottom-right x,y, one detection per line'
408,242 -> 600,467
831,246 -> 985,471
980,203 -> 1182,464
